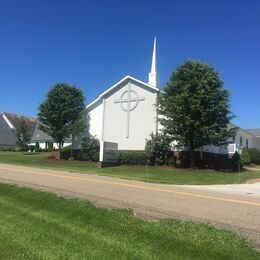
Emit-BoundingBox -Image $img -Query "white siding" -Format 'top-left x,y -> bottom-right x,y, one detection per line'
88,99 -> 103,140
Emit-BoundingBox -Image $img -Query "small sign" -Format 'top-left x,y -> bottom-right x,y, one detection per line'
99,141 -> 119,163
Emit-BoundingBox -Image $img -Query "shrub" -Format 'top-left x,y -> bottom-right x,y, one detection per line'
60,145 -> 72,160
240,149 -> 251,165
28,145 -> 35,152
231,152 -> 241,171
48,142 -> 53,152
145,133 -> 171,166
118,151 -> 147,165
247,148 -> 260,165
81,135 -> 100,161
35,142 -> 41,152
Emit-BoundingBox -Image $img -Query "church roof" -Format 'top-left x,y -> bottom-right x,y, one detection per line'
86,75 -> 160,110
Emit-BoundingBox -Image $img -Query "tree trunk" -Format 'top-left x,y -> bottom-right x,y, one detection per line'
71,135 -> 73,158
57,143 -> 62,160
190,148 -> 195,168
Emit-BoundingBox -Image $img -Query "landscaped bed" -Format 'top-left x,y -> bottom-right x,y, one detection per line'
0,152 -> 260,185
0,183 -> 259,259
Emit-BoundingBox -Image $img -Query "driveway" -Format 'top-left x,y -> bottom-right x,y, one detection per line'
0,163 -> 260,248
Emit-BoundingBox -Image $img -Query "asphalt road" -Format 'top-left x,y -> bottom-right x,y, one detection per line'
0,163 -> 260,248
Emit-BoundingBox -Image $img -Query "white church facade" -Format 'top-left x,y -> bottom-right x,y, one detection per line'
86,76 -> 159,150
83,39 -> 160,151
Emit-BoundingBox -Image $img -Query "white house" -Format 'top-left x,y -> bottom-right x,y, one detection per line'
30,121 -> 72,150
0,112 -> 36,149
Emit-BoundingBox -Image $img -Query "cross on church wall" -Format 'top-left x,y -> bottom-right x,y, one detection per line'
114,83 -> 145,138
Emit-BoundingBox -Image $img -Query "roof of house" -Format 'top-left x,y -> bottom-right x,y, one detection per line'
245,129 -> 260,137
228,122 -> 256,136
31,122 -> 72,142
86,75 -> 160,110
0,115 -> 15,146
0,112 -> 37,147
3,112 -> 37,136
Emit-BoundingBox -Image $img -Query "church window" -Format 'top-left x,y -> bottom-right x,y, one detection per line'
240,136 -> 243,147
246,139 -> 249,149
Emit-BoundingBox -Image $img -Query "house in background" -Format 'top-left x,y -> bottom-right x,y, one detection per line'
0,112 -> 37,149
246,129 -> 260,150
30,121 -> 72,150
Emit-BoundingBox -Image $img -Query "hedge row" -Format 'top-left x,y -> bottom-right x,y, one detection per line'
247,148 -> 260,165
60,147 -> 260,169
118,151 -> 147,165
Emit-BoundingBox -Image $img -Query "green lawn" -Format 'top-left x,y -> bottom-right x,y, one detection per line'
0,152 -> 260,185
0,183 -> 259,260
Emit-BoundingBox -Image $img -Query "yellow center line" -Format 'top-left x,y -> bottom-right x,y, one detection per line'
1,165 -> 260,207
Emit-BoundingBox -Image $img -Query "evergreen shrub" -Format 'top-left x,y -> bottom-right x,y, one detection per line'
240,149 -> 251,165
118,151 -> 147,165
145,133 -> 171,166
60,145 -> 72,160
81,135 -> 100,161
247,148 -> 260,164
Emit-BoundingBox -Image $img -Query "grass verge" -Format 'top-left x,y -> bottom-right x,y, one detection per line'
0,183 -> 259,259
0,152 -> 260,185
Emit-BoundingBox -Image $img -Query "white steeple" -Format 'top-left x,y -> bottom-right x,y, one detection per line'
148,37 -> 159,87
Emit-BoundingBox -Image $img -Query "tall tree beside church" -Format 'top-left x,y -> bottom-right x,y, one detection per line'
158,60 -> 236,167
38,83 -> 85,153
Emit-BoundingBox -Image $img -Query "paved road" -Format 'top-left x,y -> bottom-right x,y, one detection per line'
0,163 -> 260,248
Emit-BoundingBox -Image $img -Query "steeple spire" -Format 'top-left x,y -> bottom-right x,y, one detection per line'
148,37 -> 159,87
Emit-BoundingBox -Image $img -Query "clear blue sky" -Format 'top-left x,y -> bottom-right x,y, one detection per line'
0,0 -> 259,128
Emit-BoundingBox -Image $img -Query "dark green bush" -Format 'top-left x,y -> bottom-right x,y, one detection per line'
28,145 -> 35,152
48,142 -> 53,152
60,145 -> 72,160
231,152 -> 242,171
118,151 -> 147,165
240,149 -> 251,165
247,148 -> 260,164
81,135 -> 100,161
35,142 -> 41,152
145,133 -> 171,166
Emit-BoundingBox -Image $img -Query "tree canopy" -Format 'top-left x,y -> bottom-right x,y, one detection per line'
158,60 -> 236,166
38,83 -> 85,150
15,118 -> 31,152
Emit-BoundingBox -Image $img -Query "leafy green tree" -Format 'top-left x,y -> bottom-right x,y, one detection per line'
71,112 -> 88,137
158,60 -> 236,167
81,135 -> 100,161
145,133 -> 171,166
38,83 -> 85,154
240,149 -> 251,165
15,118 -> 31,153
70,111 -> 89,156
231,151 -> 241,172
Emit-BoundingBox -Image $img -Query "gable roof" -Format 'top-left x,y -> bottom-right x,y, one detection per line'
31,121 -> 72,142
1,112 -> 37,136
246,129 -> 260,137
228,123 -> 255,137
86,75 -> 160,110
0,115 -> 15,146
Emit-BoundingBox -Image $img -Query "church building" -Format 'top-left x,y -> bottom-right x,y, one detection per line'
83,38 -> 160,151
72,38 -> 260,155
